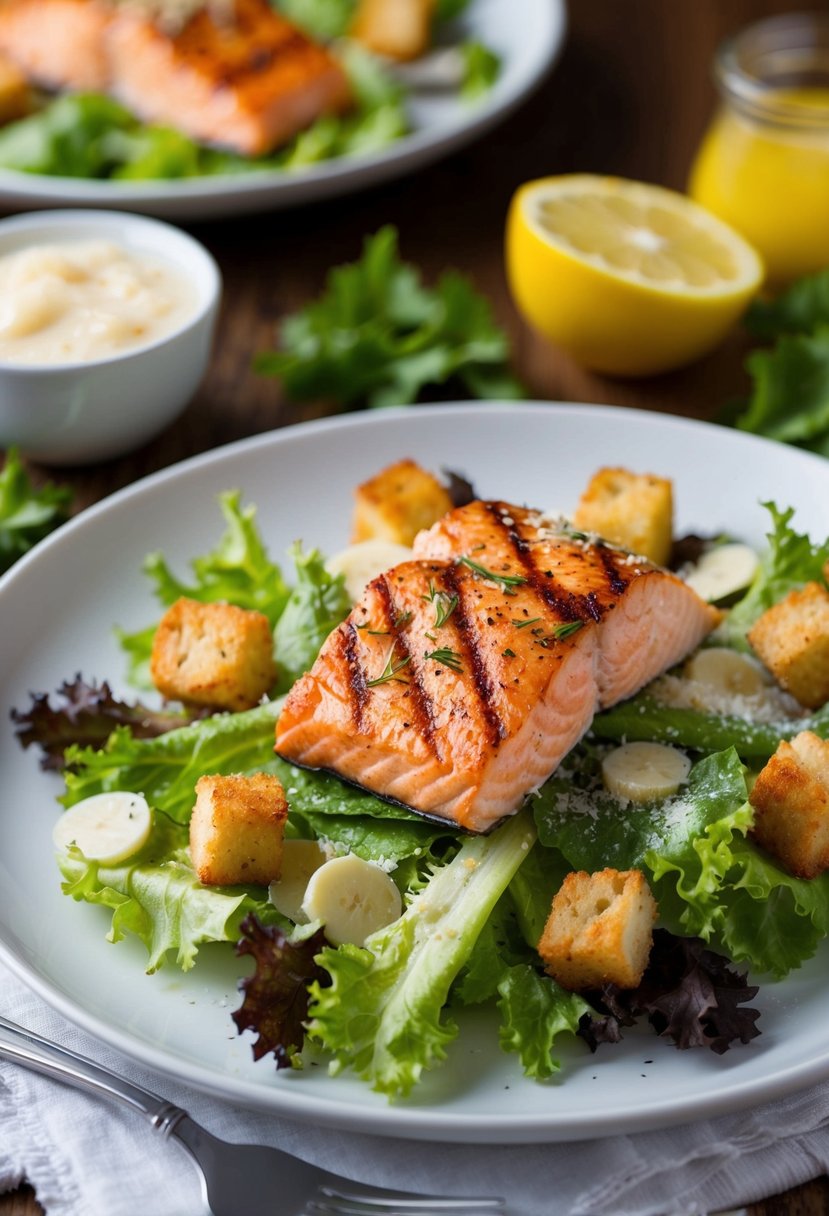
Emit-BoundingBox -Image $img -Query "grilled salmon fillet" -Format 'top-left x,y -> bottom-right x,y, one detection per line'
0,0 -> 352,155
275,501 -> 720,833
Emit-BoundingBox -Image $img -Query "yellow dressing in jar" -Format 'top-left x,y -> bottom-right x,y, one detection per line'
689,15 -> 829,286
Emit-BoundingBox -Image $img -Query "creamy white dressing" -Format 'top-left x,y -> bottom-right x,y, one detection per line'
0,240 -> 198,364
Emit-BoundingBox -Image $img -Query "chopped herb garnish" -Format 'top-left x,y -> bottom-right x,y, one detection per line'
503,648 -> 516,658
512,617 -> 541,629
366,628 -> 389,636
551,621 -> 584,640
458,555 -> 528,595
394,610 -> 413,629
422,582 -> 459,628
424,647 -> 463,673
366,647 -> 411,687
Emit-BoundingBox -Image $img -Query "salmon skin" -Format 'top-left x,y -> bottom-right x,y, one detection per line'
275,501 -> 721,834
0,0 -> 352,155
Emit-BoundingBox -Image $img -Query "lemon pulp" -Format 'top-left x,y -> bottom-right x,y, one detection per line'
506,175 -> 764,377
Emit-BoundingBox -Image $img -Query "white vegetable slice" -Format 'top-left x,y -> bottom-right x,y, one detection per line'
326,540 -> 413,603
684,543 -> 759,603
684,647 -> 767,697
301,853 -> 403,947
52,791 -> 152,865
268,839 -> 331,923
601,742 -> 691,803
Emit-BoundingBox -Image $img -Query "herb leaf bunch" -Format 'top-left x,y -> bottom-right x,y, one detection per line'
731,268 -> 829,455
255,226 -> 524,410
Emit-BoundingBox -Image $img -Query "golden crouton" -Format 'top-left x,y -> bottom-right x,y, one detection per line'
747,582 -> 829,709
150,597 -> 276,712
750,731 -> 829,878
538,868 -> 658,991
573,467 -> 673,566
351,0 -> 434,61
351,458 -> 453,546
0,54 -> 32,125
190,772 -> 288,887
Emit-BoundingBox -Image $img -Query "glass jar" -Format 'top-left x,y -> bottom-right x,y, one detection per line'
689,12 -> 829,286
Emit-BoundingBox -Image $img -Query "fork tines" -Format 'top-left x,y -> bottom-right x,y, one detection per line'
308,1188 -> 507,1214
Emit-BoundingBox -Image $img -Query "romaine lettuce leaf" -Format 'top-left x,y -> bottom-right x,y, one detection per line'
720,502 -> 829,646
497,965 -> 590,1080
62,702 -> 283,822
274,544 -> 350,693
651,835 -> 829,978
58,812 -> 277,971
534,744 -> 829,978
307,810 -> 536,1097
533,747 -> 749,873
274,0 -> 356,39
454,889 -> 590,1080
117,490 -> 290,687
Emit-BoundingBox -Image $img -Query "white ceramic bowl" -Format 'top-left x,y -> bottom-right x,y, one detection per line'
0,209 -> 221,465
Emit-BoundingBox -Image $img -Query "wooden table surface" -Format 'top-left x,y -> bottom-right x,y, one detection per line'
3,0 -> 828,1212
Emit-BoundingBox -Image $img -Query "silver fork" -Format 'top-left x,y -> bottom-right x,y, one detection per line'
0,1015 -> 505,1216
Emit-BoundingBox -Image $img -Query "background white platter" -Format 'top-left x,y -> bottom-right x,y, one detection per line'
0,0 -> 566,219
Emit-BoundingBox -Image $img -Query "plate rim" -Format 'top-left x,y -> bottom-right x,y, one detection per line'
3,399 -> 829,1145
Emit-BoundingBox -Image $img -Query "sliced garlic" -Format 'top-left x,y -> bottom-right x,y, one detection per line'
684,647 -> 767,697
601,742 -> 691,803
684,543 -> 759,603
268,838 -> 331,923
326,540 -> 413,603
301,853 -> 403,947
52,791 -> 152,865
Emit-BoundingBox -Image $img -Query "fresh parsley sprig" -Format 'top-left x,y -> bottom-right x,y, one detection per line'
255,227 -> 524,410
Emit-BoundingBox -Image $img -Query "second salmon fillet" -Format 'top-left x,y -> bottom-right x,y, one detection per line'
275,501 -> 720,833
0,0 -> 352,156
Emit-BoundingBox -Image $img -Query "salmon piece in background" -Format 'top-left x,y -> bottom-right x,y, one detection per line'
275,501 -> 720,833
0,0 -> 352,155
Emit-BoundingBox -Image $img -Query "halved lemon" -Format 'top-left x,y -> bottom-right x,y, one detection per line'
506,175 -> 764,376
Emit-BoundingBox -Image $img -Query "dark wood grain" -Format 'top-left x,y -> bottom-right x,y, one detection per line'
2,0 -> 826,1213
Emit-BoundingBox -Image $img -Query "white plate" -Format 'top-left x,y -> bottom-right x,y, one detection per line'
0,0 -> 565,220
1,402 -> 828,1145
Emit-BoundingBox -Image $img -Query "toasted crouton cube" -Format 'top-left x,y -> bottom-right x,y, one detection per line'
151,597 -> 276,712
0,54 -> 32,125
351,0 -> 434,61
538,868 -> 658,991
190,773 -> 288,886
750,731 -> 829,878
351,458 -> 453,546
747,582 -> 829,709
573,467 -> 673,566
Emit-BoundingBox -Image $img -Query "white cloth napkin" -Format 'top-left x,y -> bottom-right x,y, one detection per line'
2,959 -> 828,1216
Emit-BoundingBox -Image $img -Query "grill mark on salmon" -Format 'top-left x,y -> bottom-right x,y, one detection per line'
342,621 -> 369,731
442,562 -> 505,747
276,500 -> 721,833
378,569 -> 440,761
482,500 -> 626,627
